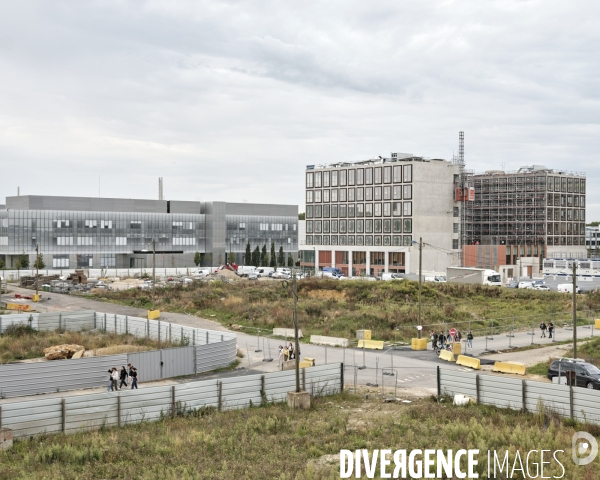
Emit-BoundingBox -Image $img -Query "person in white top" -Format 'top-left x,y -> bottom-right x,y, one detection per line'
111,367 -> 119,392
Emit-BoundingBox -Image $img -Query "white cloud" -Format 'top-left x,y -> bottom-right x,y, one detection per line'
0,0 -> 599,219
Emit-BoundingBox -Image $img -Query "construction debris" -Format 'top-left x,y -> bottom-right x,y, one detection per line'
43,344 -> 85,360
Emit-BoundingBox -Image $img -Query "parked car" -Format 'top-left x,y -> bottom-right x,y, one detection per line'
255,267 -> 275,278
518,281 -> 534,289
381,273 -> 404,281
247,272 -> 258,280
533,285 -> 550,291
548,358 -> 600,389
506,281 -> 519,288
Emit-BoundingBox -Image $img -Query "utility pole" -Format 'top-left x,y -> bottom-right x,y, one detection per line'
35,243 -> 39,297
418,237 -> 423,339
292,269 -> 300,392
573,261 -> 577,359
152,239 -> 156,306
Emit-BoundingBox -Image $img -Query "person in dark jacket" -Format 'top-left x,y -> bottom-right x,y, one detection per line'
130,368 -> 138,389
106,369 -> 114,392
548,322 -> 554,339
119,366 -> 128,389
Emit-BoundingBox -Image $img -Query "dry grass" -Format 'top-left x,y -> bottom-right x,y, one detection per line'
94,279 -> 600,342
0,326 -> 181,364
0,393 -> 598,479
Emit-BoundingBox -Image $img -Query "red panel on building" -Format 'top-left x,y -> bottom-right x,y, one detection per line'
462,245 -> 506,269
319,250 -> 332,265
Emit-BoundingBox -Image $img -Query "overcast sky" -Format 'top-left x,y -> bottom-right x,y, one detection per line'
1,1 -> 599,219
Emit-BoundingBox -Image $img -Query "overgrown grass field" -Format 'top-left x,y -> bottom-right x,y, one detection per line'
94,279 -> 600,342
0,393 -> 597,479
0,324 -> 182,364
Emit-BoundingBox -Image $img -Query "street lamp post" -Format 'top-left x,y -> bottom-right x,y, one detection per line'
152,239 -> 156,306
412,238 -> 423,339
35,243 -> 39,297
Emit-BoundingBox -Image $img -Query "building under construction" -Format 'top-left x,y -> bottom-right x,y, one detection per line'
464,166 -> 587,265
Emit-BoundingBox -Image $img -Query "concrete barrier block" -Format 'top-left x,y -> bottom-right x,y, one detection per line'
595,319 -> 600,329
439,350 -> 455,362
493,361 -> 526,375
309,335 -> 349,347
357,339 -> 384,350
0,428 -> 13,450
456,355 -> 481,370
356,330 -> 371,340
147,310 -> 160,320
273,328 -> 303,338
411,338 -> 428,350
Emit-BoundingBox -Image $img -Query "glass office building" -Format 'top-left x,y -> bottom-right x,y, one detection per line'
0,196 -> 298,269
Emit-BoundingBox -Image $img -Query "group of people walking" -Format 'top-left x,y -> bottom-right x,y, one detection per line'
107,363 -> 138,392
278,343 -> 298,369
540,321 -> 555,338
430,330 -> 474,352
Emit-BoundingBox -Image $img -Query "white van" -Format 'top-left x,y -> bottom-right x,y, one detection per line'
557,284 -> 582,294
518,281 -> 534,289
237,266 -> 257,277
255,267 -> 275,278
381,273 -> 404,281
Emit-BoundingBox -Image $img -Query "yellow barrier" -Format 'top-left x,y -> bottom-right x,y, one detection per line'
357,329 -> 372,340
411,338 -> 428,351
6,303 -> 31,312
493,361 -> 526,375
439,349 -> 455,362
452,342 -> 462,355
303,357 -> 315,366
357,339 -> 384,350
595,319 -> 600,329
147,310 -> 160,320
32,294 -> 40,303
456,355 -> 481,370
299,361 -> 313,368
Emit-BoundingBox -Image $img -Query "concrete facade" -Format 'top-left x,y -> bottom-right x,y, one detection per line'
0,195 -> 298,268
300,154 -> 460,276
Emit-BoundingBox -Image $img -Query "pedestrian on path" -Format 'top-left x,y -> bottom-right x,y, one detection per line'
106,369 -> 115,392
119,366 -> 128,389
130,368 -> 138,389
467,331 -> 474,348
278,345 -> 284,370
540,321 -> 547,338
548,322 -> 554,339
111,367 -> 119,391
431,331 -> 438,350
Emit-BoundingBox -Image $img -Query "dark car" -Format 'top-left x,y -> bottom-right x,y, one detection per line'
547,359 -> 600,389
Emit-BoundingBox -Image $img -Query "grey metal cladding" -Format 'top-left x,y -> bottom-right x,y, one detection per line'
6,195 -> 168,213
225,202 -> 298,216
127,350 -> 162,382
0,354 -> 127,398
195,339 -> 237,373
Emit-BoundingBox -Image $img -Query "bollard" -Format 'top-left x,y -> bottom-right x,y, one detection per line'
325,344 -> 328,365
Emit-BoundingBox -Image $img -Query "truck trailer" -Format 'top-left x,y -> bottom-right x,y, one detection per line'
447,267 -> 502,287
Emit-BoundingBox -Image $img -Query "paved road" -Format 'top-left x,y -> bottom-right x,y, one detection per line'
3,285 -> 596,393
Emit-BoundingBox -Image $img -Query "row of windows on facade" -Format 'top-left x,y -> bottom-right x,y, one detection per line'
470,195 -> 586,208
301,251 -> 406,265
51,254 -> 111,268
306,218 -> 413,235
305,235 -> 415,247
471,222 -> 585,235
306,164 -> 413,188
51,237 -> 198,246
306,202 -> 412,219
306,185 -> 413,203
471,176 -> 586,193
253,223 -> 296,231
50,220 -> 198,230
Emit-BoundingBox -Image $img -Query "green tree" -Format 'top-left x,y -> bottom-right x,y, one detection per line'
287,253 -> 294,267
204,253 -> 213,267
193,252 -> 201,267
245,242 -> 251,265
0,257 -> 4,269
278,246 -> 285,267
269,242 -> 277,268
587,221 -> 600,227
298,213 -> 305,220
251,246 -> 260,267
227,251 -> 236,264
33,252 -> 45,269
261,244 -> 268,267
19,252 -> 29,269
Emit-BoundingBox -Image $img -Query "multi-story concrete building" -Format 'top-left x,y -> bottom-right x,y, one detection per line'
301,154 -> 460,276
0,195 -> 298,269
465,166 -> 587,266
586,226 -> 600,254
